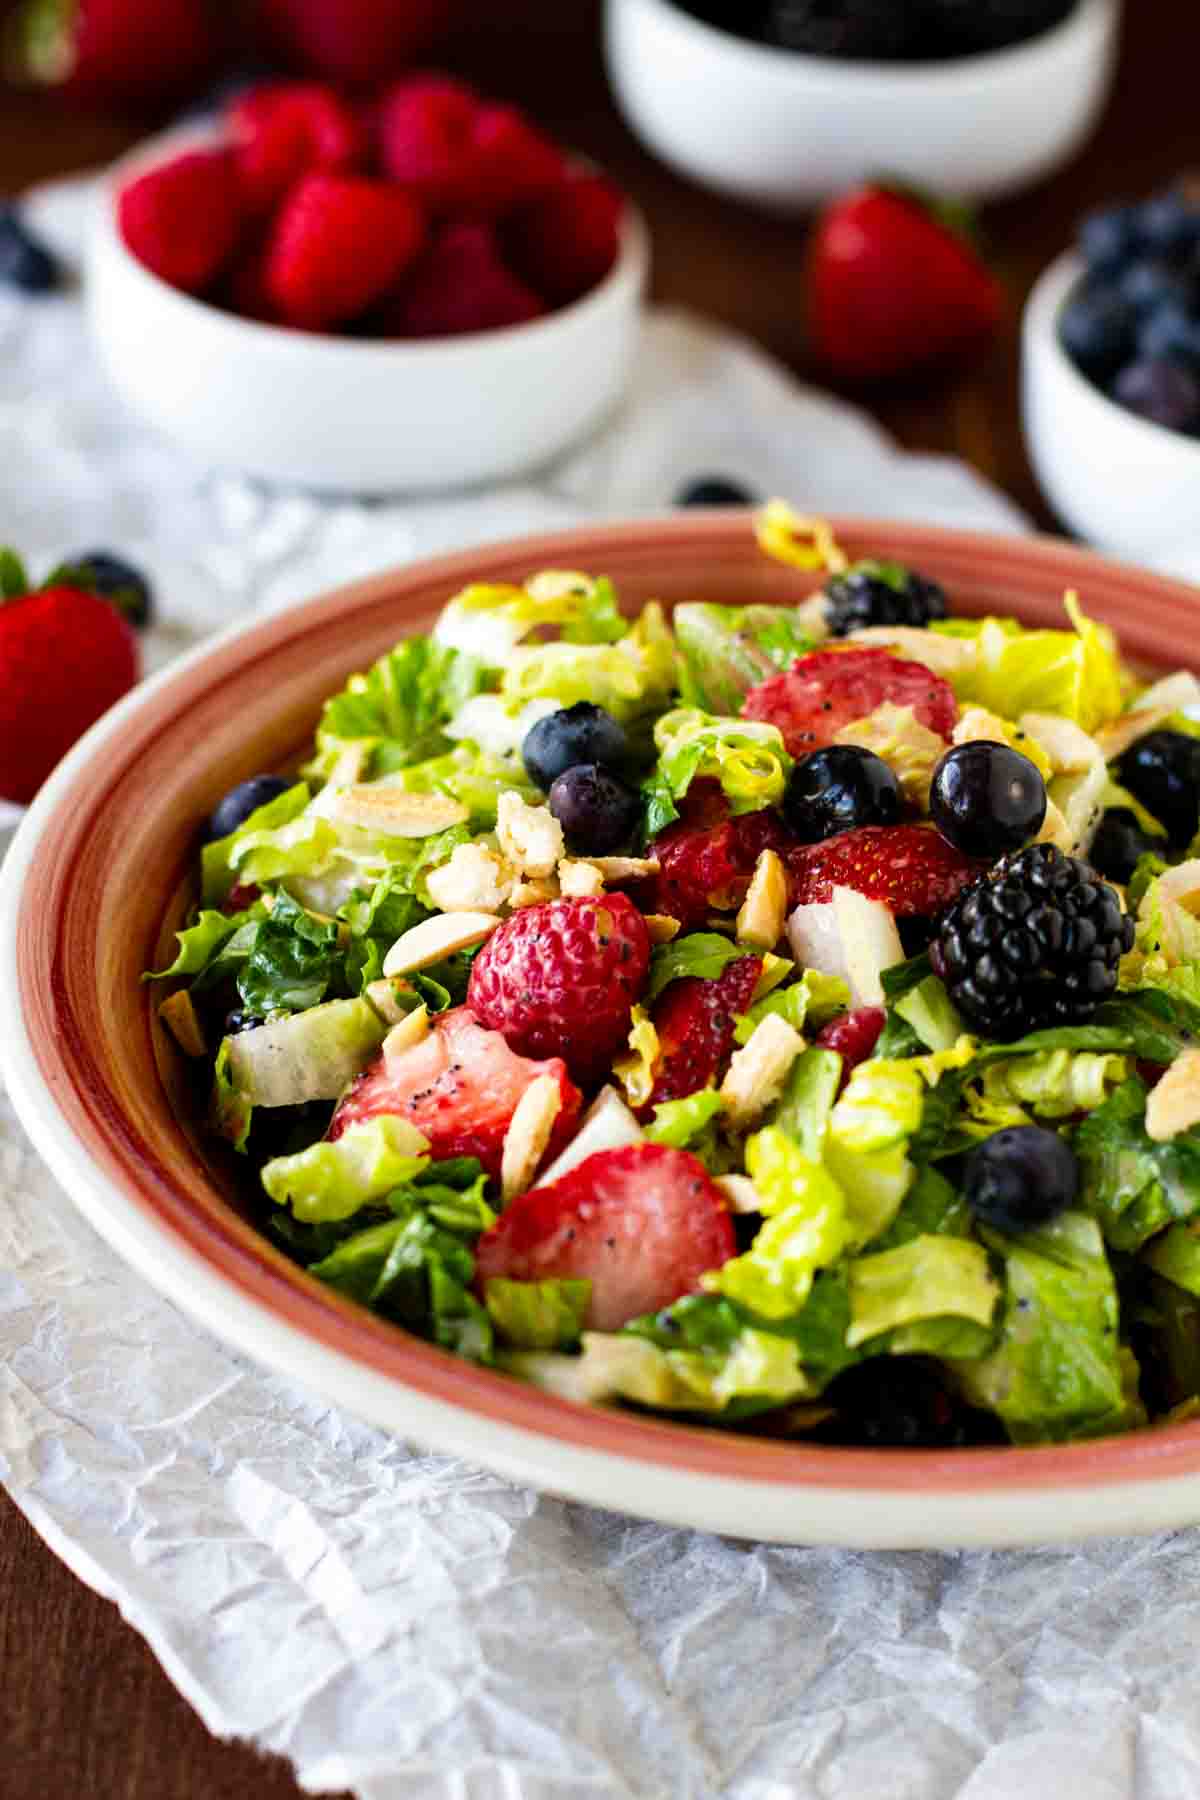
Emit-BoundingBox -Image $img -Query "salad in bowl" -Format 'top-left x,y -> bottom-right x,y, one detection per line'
149,506 -> 1200,1452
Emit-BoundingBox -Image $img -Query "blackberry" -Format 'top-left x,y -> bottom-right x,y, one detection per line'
767,0 -> 919,58
823,560 -> 948,637
930,842 -> 1134,1040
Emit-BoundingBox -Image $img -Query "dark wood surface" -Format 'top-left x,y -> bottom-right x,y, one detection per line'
3,4 -> 1200,1795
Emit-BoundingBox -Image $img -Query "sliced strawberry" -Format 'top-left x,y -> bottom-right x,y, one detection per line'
741,647 -> 958,754
329,1005 -> 580,1180
787,824 -> 980,916
815,1006 -> 886,1080
639,780 -> 795,931
642,954 -> 763,1116
474,1143 -> 735,1331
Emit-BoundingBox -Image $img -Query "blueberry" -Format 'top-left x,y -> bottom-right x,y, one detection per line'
522,702 -> 628,790
674,475 -> 755,507
51,549 -> 155,629
1112,356 -> 1200,433
1137,190 -> 1200,259
224,1010 -> 265,1037
205,774 -> 291,843
929,741 -> 1047,860
1119,259 -> 1192,319
781,745 -> 901,843
547,763 -> 641,856
1088,807 -> 1165,885
1137,301 -> 1200,370
964,1125 -> 1079,1234
1080,204 -> 1144,276
1116,729 -> 1200,849
1059,284 -> 1135,383
0,205 -> 60,294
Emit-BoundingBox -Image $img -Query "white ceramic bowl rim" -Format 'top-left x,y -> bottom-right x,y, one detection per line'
638,0 -> 1112,84
102,124 -> 649,363
1026,247 -> 1200,469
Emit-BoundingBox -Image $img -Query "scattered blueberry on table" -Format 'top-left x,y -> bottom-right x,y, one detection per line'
0,205 -> 60,294
49,550 -> 155,630
674,476 -> 755,507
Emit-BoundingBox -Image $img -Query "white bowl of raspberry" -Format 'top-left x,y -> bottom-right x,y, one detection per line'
86,121 -> 649,495
605,0 -> 1120,210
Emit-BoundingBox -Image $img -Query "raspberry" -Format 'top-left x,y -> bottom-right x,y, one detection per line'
263,173 -> 425,329
330,1006 -> 580,1181
379,79 -> 564,218
474,1144 -> 735,1331
466,893 -> 650,1084
823,562 -> 948,639
468,105 -> 566,218
504,172 -> 623,305
742,646 -> 958,753
228,82 -> 365,215
1,585 -> 138,804
644,954 -> 763,1114
931,843 -> 1135,1041
118,148 -> 242,294
787,824 -> 980,915
814,1006 -> 885,1078
377,223 -> 544,338
640,782 -> 796,930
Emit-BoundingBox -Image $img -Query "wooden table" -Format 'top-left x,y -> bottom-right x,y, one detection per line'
3,3 -> 1199,1793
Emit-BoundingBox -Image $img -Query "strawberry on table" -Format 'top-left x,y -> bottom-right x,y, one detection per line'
379,77 -> 565,218
640,781 -> 796,932
467,893 -> 651,1085
263,173 -> 425,329
227,83 -> 366,216
1,577 -> 138,804
787,823 -> 980,916
807,183 -> 1005,384
329,1006 -> 580,1181
474,1143 -> 736,1331
643,954 -> 763,1114
118,149 -> 242,295
741,646 -> 958,754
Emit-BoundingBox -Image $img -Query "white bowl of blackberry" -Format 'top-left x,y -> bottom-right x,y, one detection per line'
605,0 -> 1120,211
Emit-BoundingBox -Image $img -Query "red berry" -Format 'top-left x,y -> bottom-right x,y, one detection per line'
118,149 -> 242,295
643,954 -> 763,1115
8,0 -> 224,105
376,223 -> 544,338
256,0 -> 450,85
379,79 -> 564,218
474,1143 -> 735,1331
741,646 -> 958,755
639,783 -> 795,931
504,173 -> 623,306
467,894 -> 650,1085
465,105 -> 566,219
787,824 -> 980,916
263,173 -> 425,330
808,184 -> 1005,384
815,1006 -> 886,1078
228,82 -> 365,216
329,1006 -> 580,1181
0,585 -> 138,804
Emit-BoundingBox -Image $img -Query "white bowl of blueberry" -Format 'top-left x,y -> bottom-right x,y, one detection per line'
605,0 -> 1119,210
1023,184 -> 1200,572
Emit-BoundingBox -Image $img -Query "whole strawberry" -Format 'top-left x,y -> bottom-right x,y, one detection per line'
227,82 -> 366,216
1,570 -> 138,804
467,893 -> 651,1084
378,223 -> 544,338
263,173 -> 425,329
807,184 -> 1005,383
118,148 -> 242,295
256,0 -> 451,85
7,0 -> 224,106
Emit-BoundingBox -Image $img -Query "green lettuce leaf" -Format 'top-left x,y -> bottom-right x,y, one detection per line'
237,890 -> 343,1015
672,602 -> 813,714
484,1278 -> 592,1350
703,1128 -> 849,1319
311,1209 -> 491,1360
262,1116 -> 430,1222
383,745 -> 540,826
1142,1221 -> 1200,1295
643,1087 -> 724,1149
646,932 -> 747,1003
846,1235 -> 1000,1348
201,781 -> 311,905
211,1038 -> 253,1153
432,574 -> 625,664
943,595 -> 1124,734
646,707 -> 792,829
1076,1076 -> 1200,1251
499,604 -> 675,722
873,1163 -> 972,1251
501,1325 -> 813,1415
894,975 -> 963,1053
770,1046 -> 843,1161
733,970 -> 851,1045
978,1048 -> 1130,1121
145,904 -> 266,984
309,636 -> 485,781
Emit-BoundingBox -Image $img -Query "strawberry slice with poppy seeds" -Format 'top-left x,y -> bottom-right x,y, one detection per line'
640,780 -> 796,931
741,646 -> 958,755
329,1005 -> 580,1181
642,954 -> 763,1115
787,823 -> 981,916
474,1143 -> 736,1331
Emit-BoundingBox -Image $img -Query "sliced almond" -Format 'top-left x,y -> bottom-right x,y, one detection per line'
500,1074 -> 563,1205
382,1004 -> 430,1068
643,913 -> 681,944
511,876 -> 560,908
327,786 -> 470,837
1146,1048 -> 1200,1141
589,855 -> 660,881
383,911 -> 500,976
159,990 -> 206,1058
719,1014 -> 804,1131
558,858 -> 606,898
1095,707 -> 1174,763
736,848 -> 788,951
365,977 -> 417,1026
715,1174 -> 762,1215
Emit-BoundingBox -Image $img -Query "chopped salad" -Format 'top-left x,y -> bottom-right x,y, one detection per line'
151,507 -> 1200,1449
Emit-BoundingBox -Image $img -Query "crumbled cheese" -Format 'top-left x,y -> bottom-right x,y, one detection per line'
425,842 -> 515,913
383,911 -> 500,976
500,1075 -> 563,1203
159,990 -> 206,1058
719,1014 -> 804,1130
1146,1049 -> 1200,1142
558,858 -> 606,898
382,1004 -> 430,1068
736,848 -> 789,950
496,790 -> 564,878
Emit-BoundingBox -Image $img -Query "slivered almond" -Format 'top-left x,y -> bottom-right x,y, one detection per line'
558,858 -> 606,898
1146,1048 -> 1200,1141
383,910 -> 500,976
589,855 -> 660,881
643,913 -> 681,944
382,1004 -> 430,1068
159,990 -> 206,1058
716,1174 -> 762,1215
719,1014 -> 804,1130
327,786 -> 469,836
500,1074 -> 563,1204
1095,707 -> 1173,763
365,978 -> 417,1025
736,848 -> 788,950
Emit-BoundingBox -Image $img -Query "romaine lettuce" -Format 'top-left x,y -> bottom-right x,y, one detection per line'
1076,1076 -> 1200,1251
643,1087 -> 724,1149
733,970 -> 851,1045
942,594 -> 1124,734
645,707 -> 792,829
262,1115 -> 430,1222
703,1128 -> 849,1318
646,931 -> 746,1003
846,1235 -> 1000,1348
484,1278 -> 592,1350
201,781 -> 311,905
673,601 -> 813,714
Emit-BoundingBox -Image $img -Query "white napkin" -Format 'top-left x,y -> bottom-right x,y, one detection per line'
15,173 -> 1199,1800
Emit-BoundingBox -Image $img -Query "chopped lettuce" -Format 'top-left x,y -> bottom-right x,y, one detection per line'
312,1206 -> 491,1360
502,1324 -> 813,1415
262,1116 -> 430,1222
211,1038 -> 253,1153
646,931 -> 747,1003
613,1006 -> 661,1110
236,890 -> 344,1015
643,1087 -> 724,1149
954,1213 -> 1136,1444
894,975 -> 963,1053
1076,1076 -> 1200,1251
1142,1221 -> 1200,1296
376,746 -> 540,827
942,594 -> 1124,734
644,707 -> 791,831
221,997 -> 388,1112
703,1128 -> 849,1318
500,604 -> 674,723
770,1046 -> 843,1161
673,601 -> 813,714
846,1235 -> 1000,1348
306,636 -> 485,783
978,1048 -> 1130,1121
484,1278 -> 591,1350
734,969 -> 851,1045
432,573 -> 625,663
201,781 -> 310,905
145,903 -> 267,983
873,1163 -> 972,1251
